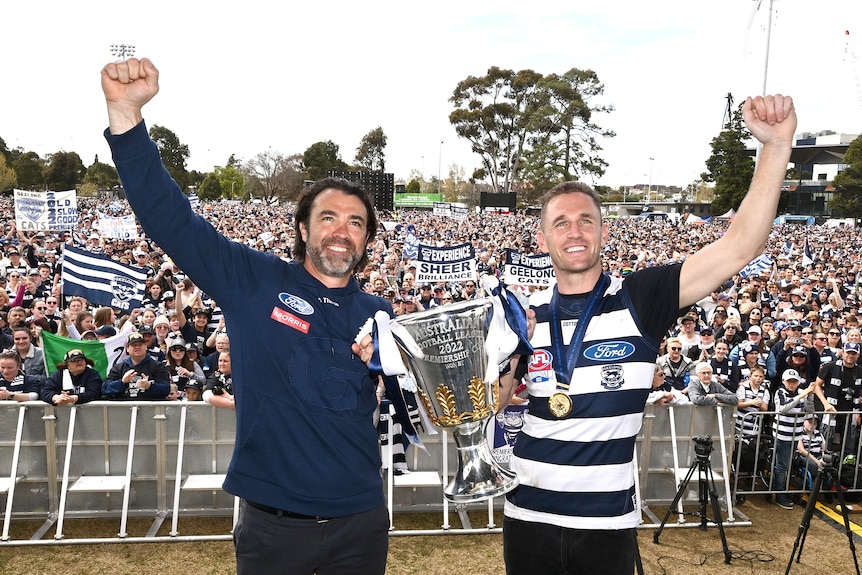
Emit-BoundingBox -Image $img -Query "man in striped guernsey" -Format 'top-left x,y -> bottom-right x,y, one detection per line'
499,95 -> 797,574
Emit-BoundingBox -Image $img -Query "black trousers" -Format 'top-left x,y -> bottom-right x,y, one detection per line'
234,500 -> 388,575
504,516 -> 637,575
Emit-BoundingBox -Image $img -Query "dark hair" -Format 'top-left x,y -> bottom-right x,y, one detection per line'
292,177 -> 377,273
0,351 -> 21,365
540,181 -> 602,224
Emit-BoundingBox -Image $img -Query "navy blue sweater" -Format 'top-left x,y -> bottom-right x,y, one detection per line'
106,122 -> 392,517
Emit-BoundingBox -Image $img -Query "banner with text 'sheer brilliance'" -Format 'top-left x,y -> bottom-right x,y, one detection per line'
14,189 -> 78,231
413,242 -> 476,283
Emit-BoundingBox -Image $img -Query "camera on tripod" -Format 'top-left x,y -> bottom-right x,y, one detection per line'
821,450 -> 838,469
693,435 -> 714,459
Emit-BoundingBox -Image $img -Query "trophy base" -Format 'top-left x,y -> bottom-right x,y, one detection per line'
444,420 -> 518,503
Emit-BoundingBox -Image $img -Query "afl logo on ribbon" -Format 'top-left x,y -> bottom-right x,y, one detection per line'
278,293 -> 314,316
528,349 -> 552,372
583,341 -> 636,362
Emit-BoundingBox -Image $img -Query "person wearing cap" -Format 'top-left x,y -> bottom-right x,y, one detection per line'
416,282 -> 437,308
708,292 -> 740,324
812,341 -> 862,453
675,315 -> 700,356
687,326 -> 716,363
3,248 -> 27,279
0,350 -> 42,402
152,314 -> 172,348
773,368 -> 817,509
776,341 -> 820,389
688,361 -> 739,406
41,348 -> 103,405
175,296 -> 214,356
730,325 -> 778,381
166,335 -> 205,392
102,332 -> 171,400
797,413 -> 826,479
136,324 -> 165,363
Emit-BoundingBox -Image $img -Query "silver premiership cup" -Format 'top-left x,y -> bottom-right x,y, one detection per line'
391,298 -> 518,502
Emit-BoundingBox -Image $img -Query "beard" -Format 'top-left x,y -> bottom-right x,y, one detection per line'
305,240 -> 361,279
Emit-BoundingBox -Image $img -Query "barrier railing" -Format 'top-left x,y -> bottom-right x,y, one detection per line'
1,400 -> 811,545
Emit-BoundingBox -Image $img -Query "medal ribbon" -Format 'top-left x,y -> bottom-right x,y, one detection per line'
549,274 -> 611,393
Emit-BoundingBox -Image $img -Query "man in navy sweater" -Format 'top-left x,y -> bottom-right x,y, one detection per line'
101,57 -> 396,575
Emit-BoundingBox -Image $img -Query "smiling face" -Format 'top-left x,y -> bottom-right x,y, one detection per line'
299,188 -> 370,287
537,191 -> 608,291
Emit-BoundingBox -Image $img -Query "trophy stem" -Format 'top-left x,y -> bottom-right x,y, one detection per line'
445,419 -> 518,503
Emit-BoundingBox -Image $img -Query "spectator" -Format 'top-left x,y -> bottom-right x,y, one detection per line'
657,337 -> 695,393
102,332 -> 171,400
41,348 -> 103,405
166,336 -> 205,391
7,325 -> 46,380
0,350 -> 41,401
688,362 -> 739,406
773,368 -> 816,510
203,351 -> 234,410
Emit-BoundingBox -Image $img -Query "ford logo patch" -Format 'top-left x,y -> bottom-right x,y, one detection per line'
279,293 -> 314,316
583,341 -> 636,362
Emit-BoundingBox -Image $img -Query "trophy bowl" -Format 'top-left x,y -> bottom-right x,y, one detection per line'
391,298 -> 518,502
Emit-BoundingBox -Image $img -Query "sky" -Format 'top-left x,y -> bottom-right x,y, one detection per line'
3,0 -> 862,191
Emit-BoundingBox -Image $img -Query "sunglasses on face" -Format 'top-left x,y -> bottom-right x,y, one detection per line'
669,347 -> 682,351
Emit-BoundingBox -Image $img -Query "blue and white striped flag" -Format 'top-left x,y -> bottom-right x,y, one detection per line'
739,254 -> 774,278
188,193 -> 200,212
782,239 -> 794,256
801,237 -> 814,267
61,245 -> 147,312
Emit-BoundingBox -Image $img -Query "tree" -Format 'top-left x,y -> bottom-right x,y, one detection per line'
831,134 -> 862,218
245,150 -> 306,204
83,155 -> 120,190
522,68 -> 615,186
12,151 -> 45,190
302,141 -> 349,181
449,67 -> 543,195
701,105 -> 754,215
0,155 -> 16,193
198,172 -> 223,201
354,127 -> 387,172
404,178 -> 421,194
149,125 -> 190,191
43,151 -> 85,191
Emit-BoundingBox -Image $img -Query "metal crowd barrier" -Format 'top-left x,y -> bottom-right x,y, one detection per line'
1,400 -> 785,545
732,409 -> 862,503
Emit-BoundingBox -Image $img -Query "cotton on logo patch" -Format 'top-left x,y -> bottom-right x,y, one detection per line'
271,307 -> 310,334
529,350 -> 552,372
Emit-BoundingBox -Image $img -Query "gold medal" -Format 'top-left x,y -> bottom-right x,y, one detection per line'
548,392 -> 572,418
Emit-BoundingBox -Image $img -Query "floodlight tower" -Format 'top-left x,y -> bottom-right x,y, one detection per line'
110,44 -> 136,61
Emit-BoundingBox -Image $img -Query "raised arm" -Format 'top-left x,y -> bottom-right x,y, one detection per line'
101,57 -> 160,135
678,95 -> 797,309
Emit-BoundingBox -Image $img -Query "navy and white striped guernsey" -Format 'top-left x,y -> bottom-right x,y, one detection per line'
506,267 -> 680,530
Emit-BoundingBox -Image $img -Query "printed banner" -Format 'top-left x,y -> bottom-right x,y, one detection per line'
61,245 -> 147,312
414,242 -> 476,283
14,189 -> 78,231
502,249 -> 555,286
97,211 -> 138,239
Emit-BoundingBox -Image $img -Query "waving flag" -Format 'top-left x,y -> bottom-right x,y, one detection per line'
61,245 -> 147,312
41,330 -> 129,380
801,237 -> 814,267
739,254 -> 773,278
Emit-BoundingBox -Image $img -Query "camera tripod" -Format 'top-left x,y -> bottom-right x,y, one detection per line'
653,439 -> 732,565
785,464 -> 860,574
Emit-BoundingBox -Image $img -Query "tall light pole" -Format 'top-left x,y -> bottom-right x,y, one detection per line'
110,44 -> 136,60
649,157 -> 654,204
438,141 -> 443,195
